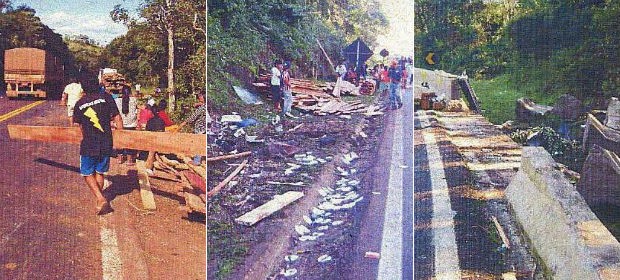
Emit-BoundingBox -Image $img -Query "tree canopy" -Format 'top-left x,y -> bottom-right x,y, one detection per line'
415,0 -> 619,104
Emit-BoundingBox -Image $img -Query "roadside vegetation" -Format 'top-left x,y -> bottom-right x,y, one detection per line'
415,0 -> 620,123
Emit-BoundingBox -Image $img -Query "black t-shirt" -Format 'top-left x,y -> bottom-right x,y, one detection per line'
73,93 -> 120,156
146,113 -> 165,132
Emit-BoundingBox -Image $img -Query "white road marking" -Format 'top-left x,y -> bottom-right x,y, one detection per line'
377,107 -> 405,279
419,113 -> 461,280
99,216 -> 123,280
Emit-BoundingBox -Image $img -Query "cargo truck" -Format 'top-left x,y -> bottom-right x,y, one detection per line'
4,47 -> 64,99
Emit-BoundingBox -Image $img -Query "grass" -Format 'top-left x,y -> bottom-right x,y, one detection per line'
471,74 -> 560,125
471,75 -> 526,124
207,214 -> 248,280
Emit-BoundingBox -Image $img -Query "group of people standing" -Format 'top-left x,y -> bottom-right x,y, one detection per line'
370,60 -> 407,110
61,79 -> 205,214
270,60 -> 293,118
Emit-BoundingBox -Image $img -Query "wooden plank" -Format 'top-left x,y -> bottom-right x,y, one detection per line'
207,151 -> 251,162
136,160 -> 156,211
208,159 -> 248,198
7,125 -> 206,155
491,216 -> 511,249
179,155 -> 206,178
235,191 -> 304,226
184,192 -> 206,214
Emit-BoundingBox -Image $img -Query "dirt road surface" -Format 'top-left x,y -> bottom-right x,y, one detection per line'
0,97 -> 205,279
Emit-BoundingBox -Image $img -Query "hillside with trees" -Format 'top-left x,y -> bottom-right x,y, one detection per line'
207,0 -> 388,112
415,0 -> 620,123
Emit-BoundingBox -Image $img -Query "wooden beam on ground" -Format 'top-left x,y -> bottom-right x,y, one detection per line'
207,151 -> 252,162
208,159 -> 248,198
136,160 -> 156,211
184,192 -> 206,214
235,191 -> 304,226
7,125 -> 206,155
491,216 -> 511,249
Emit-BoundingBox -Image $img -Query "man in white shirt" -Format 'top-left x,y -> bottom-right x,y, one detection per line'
271,60 -> 283,110
63,78 -> 84,125
336,62 -> 347,79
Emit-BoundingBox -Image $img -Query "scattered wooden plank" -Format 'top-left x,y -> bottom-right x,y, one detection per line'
184,192 -> 206,213
492,216 -> 511,249
235,191 -> 304,226
179,155 -> 206,178
7,125 -> 206,155
136,160 -> 156,211
182,170 -> 206,193
288,124 -> 303,132
266,181 -> 305,187
207,151 -> 252,162
208,159 -> 248,198
159,155 -> 188,170
155,154 -> 181,176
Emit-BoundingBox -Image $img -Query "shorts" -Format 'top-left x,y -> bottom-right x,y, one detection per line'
271,85 -> 281,101
80,155 -> 110,176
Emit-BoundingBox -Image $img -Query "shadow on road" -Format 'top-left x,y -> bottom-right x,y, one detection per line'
35,158 -> 80,173
104,170 -> 138,203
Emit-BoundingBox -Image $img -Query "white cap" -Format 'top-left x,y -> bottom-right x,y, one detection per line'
147,99 -> 156,106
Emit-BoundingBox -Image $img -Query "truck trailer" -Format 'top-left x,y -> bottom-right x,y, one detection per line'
4,48 -> 64,99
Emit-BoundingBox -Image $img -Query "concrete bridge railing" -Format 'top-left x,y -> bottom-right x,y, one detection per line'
506,147 -> 620,279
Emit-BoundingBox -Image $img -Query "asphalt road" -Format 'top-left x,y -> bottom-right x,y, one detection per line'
350,86 -> 414,280
0,98 -> 104,279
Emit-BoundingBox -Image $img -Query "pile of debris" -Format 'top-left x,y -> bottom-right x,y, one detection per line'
253,75 -> 382,117
141,153 -> 207,215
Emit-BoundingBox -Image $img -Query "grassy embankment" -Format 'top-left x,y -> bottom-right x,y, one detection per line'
471,74 -> 560,125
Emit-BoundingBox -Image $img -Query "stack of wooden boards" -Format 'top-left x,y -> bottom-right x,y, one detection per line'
149,154 -> 206,214
101,72 -> 127,92
253,74 -> 382,117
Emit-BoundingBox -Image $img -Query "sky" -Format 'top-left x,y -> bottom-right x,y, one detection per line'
377,0 -> 414,57
13,0 -> 414,55
14,0 -> 142,45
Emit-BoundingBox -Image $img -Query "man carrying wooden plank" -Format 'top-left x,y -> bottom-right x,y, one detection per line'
72,84 -> 123,215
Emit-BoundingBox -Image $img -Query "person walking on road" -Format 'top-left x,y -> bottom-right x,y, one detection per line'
62,78 -> 84,125
388,60 -> 403,110
280,61 -> 293,118
72,84 -> 123,215
336,61 -> 347,80
271,60 -> 283,111
114,84 -> 138,165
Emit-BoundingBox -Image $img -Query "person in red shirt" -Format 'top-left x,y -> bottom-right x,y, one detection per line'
380,66 -> 391,97
157,100 -> 175,127
137,99 -> 155,130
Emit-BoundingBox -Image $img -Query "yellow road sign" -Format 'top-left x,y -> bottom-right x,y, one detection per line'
425,52 -> 435,65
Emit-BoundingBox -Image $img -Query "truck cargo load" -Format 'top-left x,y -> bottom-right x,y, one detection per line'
4,48 -> 64,99
98,68 -> 126,92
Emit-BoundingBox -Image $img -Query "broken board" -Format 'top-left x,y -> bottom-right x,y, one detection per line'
7,125 -> 205,155
136,160 -> 156,211
235,191 -> 304,226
